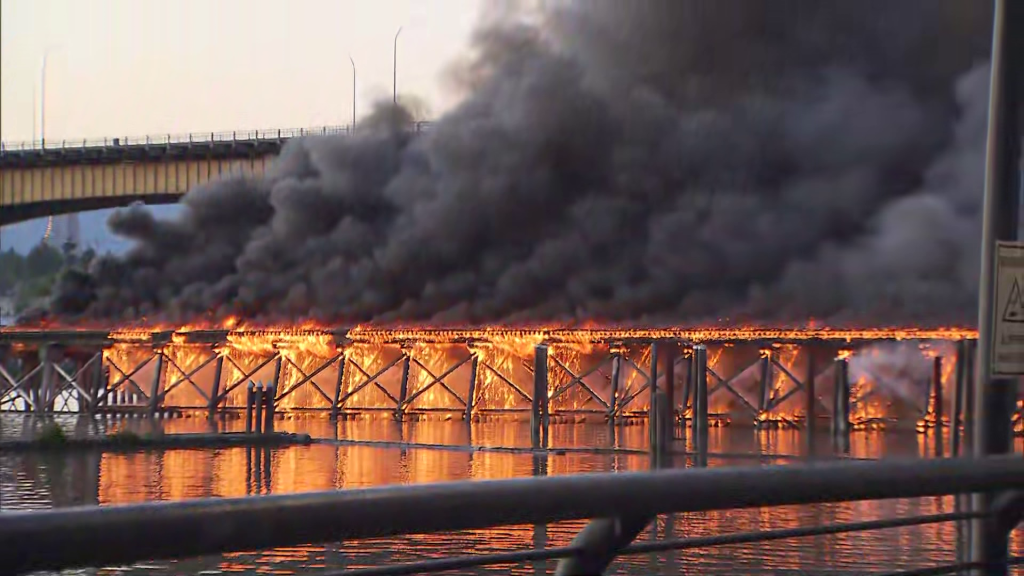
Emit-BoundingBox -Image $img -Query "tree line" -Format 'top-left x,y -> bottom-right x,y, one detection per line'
0,243 -> 97,313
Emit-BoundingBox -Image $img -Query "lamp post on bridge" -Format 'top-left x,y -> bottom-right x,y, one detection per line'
349,55 -> 356,132
393,26 -> 403,106
40,50 -> 51,149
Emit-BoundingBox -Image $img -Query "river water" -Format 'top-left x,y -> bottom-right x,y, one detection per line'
1,415 -> 1022,575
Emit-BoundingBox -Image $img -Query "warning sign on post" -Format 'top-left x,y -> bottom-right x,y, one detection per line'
991,240 -> 1024,375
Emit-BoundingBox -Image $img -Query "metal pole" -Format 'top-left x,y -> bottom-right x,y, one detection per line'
41,52 -> 48,148
349,55 -> 356,131
966,0 -> 1024,569
972,0 -> 1024,572
393,26 -> 403,106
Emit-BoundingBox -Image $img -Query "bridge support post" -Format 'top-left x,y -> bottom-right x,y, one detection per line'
692,345 -> 709,466
93,351 -> 107,412
464,353 -> 478,421
532,344 -> 549,449
245,382 -> 256,434
395,351 -> 411,420
148,351 -> 165,416
661,342 -> 677,442
952,342 -> 967,456
37,344 -> 53,414
253,383 -> 265,435
679,347 -> 692,434
930,356 -> 944,456
647,342 -> 659,451
832,356 -> 850,441
263,385 -> 276,434
207,355 -> 224,420
331,353 -> 346,421
756,349 -> 772,428
805,349 -> 817,456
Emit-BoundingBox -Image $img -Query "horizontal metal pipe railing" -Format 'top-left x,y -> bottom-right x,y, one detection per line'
3,456 -> 1022,574
327,511 -> 985,576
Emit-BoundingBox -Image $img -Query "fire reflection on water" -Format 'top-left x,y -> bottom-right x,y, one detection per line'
2,417 -> 1022,575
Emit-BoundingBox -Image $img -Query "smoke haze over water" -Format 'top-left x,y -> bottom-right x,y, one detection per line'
50,0 -> 995,327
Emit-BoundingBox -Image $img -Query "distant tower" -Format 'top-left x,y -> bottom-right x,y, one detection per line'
43,214 -> 81,255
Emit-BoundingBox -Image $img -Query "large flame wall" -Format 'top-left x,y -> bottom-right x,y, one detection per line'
92,331 -> 971,425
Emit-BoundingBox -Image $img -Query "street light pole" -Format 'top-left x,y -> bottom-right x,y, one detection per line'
349,55 -> 356,132
393,26 -> 403,106
969,0 -> 1024,573
40,52 -> 49,149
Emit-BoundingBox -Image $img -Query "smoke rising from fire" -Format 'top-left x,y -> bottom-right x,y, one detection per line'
51,1 -> 995,326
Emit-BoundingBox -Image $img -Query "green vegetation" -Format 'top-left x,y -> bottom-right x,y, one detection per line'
36,422 -> 69,446
108,429 -> 145,445
0,243 -> 98,314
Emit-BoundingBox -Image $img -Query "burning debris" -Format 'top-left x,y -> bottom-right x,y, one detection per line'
37,0 -> 994,328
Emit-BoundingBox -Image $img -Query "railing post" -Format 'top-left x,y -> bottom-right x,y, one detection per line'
554,516 -> 653,576
532,344 -> 549,449
464,353 -> 479,421
207,355 -> 224,420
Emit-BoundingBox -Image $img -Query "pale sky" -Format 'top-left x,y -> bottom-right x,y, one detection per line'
0,0 -> 485,144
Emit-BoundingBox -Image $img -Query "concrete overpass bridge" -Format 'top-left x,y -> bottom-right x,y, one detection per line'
0,122 -> 432,226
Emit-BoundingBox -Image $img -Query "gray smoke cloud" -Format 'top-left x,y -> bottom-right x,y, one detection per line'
50,0 -> 995,327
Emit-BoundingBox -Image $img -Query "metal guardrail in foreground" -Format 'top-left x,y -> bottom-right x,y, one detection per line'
0,121 -> 435,152
3,456 -> 1023,575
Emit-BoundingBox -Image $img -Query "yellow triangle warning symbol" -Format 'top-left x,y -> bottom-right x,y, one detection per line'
1003,277 -> 1024,323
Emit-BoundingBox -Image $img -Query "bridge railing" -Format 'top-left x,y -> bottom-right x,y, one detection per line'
0,121 -> 435,153
3,456 -> 1022,575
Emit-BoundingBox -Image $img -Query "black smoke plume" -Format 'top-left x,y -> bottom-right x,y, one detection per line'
50,0 -> 995,327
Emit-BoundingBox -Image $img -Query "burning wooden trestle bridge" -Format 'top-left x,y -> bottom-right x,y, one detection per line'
4,326 -> 1012,438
